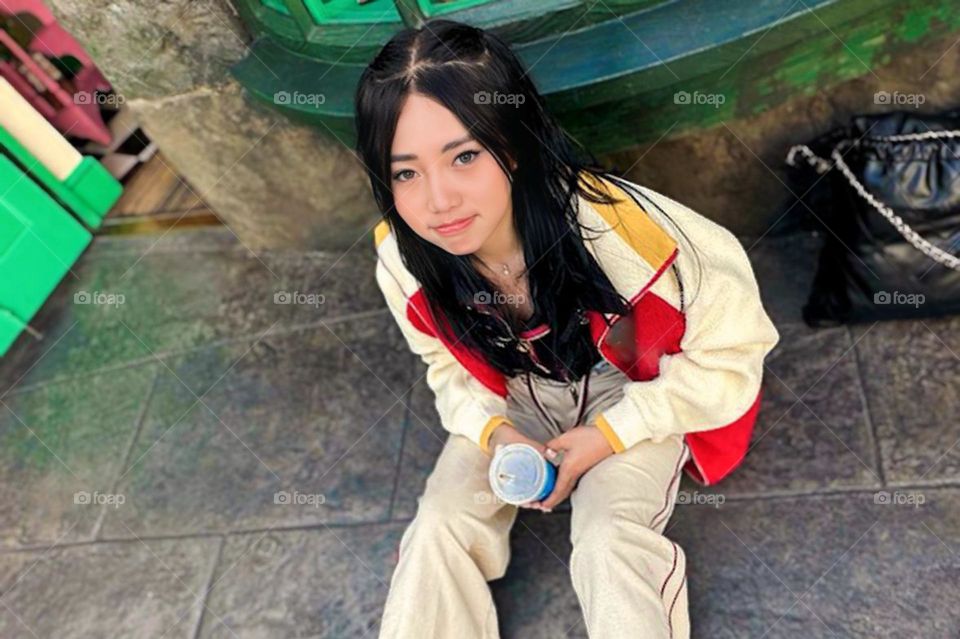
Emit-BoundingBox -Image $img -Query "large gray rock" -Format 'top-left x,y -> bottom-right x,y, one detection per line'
128,81 -> 378,251
46,0 -> 247,100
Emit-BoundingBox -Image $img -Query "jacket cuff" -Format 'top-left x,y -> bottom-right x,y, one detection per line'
592,413 -> 627,453
478,415 -> 514,455
593,395 -> 657,452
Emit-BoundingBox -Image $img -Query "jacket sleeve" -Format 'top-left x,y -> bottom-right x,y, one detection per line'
375,257 -> 514,454
591,192 -> 781,453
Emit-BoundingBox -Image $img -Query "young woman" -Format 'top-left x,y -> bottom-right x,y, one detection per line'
355,19 -> 780,639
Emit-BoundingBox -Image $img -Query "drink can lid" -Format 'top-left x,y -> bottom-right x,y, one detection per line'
488,443 -> 548,505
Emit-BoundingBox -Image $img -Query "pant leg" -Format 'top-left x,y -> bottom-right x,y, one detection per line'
379,434 -> 519,639
568,434 -> 691,639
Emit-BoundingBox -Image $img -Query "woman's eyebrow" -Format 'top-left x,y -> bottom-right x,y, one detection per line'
391,135 -> 474,162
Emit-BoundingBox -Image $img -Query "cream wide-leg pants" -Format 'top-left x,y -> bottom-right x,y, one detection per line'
378,358 -> 692,639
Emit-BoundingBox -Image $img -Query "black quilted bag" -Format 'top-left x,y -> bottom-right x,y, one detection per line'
786,109 -> 960,326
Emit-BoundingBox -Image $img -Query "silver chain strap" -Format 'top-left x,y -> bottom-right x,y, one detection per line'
786,129 -> 960,271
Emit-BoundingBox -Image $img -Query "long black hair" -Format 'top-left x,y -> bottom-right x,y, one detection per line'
354,19 -> 701,379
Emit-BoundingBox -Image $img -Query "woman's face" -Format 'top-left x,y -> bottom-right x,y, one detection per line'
389,93 -> 514,256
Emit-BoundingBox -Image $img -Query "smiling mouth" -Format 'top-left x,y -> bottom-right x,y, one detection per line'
433,215 -> 477,234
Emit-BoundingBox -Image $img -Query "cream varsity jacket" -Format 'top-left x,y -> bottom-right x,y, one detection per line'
373,172 -> 781,486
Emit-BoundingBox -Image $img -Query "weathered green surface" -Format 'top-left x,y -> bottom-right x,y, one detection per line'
0,365 -> 156,546
0,231 -> 385,389
235,0 -> 664,63
231,0 -> 960,153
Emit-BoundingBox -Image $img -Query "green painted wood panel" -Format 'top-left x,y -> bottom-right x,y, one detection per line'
230,0 -> 960,153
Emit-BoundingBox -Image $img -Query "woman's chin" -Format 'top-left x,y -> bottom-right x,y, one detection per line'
436,235 -> 482,256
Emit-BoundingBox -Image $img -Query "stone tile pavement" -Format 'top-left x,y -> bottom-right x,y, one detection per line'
0,227 -> 958,638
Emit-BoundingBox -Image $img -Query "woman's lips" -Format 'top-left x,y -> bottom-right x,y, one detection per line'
433,215 -> 477,236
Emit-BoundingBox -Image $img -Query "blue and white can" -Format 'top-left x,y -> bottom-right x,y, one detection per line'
488,443 -> 557,505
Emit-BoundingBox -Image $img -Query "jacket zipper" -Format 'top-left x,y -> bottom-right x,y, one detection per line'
574,368 -> 591,425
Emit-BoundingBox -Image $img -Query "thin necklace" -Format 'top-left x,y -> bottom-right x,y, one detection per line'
475,254 -> 524,280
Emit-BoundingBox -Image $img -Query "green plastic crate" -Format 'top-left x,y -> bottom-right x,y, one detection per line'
0,153 -> 92,355
0,124 -> 121,230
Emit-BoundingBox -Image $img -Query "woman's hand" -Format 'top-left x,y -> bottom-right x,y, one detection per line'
526,425 -> 615,512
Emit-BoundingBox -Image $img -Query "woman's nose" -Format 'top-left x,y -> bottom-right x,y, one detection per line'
426,175 -> 460,213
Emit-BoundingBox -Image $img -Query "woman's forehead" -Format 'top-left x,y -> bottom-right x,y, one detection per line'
391,94 -> 471,159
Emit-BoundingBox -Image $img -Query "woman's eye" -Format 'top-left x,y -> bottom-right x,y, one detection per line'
393,150 -> 479,181
455,150 -> 480,165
